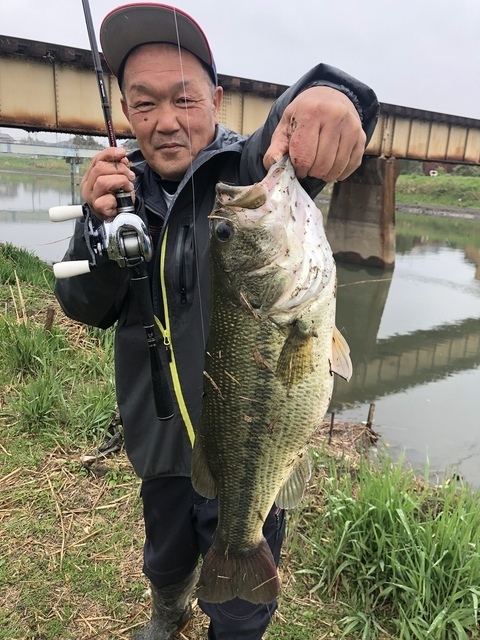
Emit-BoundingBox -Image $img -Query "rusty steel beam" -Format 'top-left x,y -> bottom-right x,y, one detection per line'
0,35 -> 130,136
367,107 -> 480,164
1,34 -> 479,165
379,102 -> 480,129
0,34 -> 288,138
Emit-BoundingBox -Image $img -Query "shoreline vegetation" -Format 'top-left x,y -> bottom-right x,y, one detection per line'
2,247 -> 480,639
2,156 -> 480,637
1,154 -> 480,213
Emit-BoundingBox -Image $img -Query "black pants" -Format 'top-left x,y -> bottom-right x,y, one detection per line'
141,476 -> 286,640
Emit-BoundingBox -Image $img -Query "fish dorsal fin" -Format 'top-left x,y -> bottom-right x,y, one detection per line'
331,326 -> 353,382
275,448 -> 312,509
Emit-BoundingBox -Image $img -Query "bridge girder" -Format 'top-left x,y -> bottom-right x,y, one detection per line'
2,35 -> 479,270
1,35 -> 480,165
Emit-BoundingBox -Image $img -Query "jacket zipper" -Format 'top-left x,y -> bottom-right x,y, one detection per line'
163,331 -> 172,363
178,224 -> 189,304
154,225 -> 196,447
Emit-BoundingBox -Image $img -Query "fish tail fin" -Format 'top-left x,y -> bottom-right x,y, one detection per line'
196,538 -> 280,604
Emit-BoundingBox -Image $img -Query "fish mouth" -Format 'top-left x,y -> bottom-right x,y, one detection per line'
216,183 -> 267,211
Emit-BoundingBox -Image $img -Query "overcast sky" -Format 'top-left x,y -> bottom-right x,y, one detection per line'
1,0 -> 479,130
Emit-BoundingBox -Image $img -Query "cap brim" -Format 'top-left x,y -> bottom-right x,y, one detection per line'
100,3 -> 216,82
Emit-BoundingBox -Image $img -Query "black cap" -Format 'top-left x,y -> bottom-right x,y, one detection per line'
100,2 -> 218,85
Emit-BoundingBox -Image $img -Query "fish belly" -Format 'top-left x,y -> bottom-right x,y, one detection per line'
192,287 -> 335,603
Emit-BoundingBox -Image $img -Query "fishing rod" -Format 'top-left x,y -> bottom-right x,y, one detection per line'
84,0 -> 174,421
81,0 -> 117,149
51,0 -> 174,421
82,0 -> 174,421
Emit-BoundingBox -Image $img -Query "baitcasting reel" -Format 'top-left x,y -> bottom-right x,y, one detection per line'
49,193 -> 173,421
49,192 -> 152,278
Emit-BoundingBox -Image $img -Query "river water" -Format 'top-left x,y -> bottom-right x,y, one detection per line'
2,171 -> 480,487
0,171 -> 79,263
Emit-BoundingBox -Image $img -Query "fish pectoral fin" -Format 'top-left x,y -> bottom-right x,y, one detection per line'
191,437 -> 217,499
276,320 -> 315,387
275,448 -> 312,509
330,326 -> 353,382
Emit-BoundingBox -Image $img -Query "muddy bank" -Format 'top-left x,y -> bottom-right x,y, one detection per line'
315,193 -> 480,221
395,201 -> 480,220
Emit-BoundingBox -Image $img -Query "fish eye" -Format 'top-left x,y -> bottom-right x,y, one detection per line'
215,220 -> 234,242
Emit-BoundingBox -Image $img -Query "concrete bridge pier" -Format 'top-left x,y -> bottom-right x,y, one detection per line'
326,156 -> 400,269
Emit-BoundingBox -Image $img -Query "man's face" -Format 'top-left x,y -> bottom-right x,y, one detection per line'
121,44 -> 223,181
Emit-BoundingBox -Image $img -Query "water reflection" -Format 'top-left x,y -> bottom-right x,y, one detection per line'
333,245 -> 480,488
0,172 -> 78,263
1,170 -> 480,486
465,245 -> 480,278
0,170 -> 79,210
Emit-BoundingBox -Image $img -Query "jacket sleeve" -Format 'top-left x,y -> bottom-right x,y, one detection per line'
54,214 -> 131,329
239,63 -> 379,196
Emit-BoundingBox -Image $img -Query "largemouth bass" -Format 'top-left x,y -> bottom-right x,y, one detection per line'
192,156 -> 351,604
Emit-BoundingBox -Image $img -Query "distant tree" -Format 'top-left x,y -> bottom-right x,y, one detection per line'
20,135 -> 39,144
453,164 -> 480,177
68,135 -> 105,150
399,159 -> 423,175
121,138 -> 138,152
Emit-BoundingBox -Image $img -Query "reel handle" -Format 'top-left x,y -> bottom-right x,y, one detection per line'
49,205 -> 84,222
53,260 -> 92,279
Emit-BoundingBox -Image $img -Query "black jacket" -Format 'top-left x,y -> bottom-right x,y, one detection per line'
55,64 -> 379,479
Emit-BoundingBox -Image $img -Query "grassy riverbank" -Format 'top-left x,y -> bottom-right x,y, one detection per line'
1,155 -> 480,210
396,173 -> 480,210
1,244 -> 480,639
0,155 -> 82,176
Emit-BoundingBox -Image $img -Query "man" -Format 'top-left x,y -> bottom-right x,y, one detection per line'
56,4 -> 379,639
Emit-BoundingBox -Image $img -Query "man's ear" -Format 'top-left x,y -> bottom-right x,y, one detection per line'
213,86 -> 224,124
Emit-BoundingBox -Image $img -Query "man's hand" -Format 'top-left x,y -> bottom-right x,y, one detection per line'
263,86 -> 366,182
81,147 -> 136,220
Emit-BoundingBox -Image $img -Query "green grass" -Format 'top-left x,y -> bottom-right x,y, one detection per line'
1,316 -> 116,447
396,173 -> 480,210
0,246 -> 144,638
1,245 -> 480,639
0,242 -> 55,288
290,454 -> 480,639
0,244 -> 116,449
0,155 -> 82,176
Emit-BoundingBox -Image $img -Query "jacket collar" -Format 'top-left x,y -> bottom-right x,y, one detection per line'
128,125 -> 245,216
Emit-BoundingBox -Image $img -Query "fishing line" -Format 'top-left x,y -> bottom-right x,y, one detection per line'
172,8 -> 207,351
80,0 -> 174,421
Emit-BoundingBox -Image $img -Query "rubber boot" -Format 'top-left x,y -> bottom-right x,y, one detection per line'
132,570 -> 197,640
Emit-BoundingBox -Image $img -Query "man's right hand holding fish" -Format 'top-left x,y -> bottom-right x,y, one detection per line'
264,84 -> 368,182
